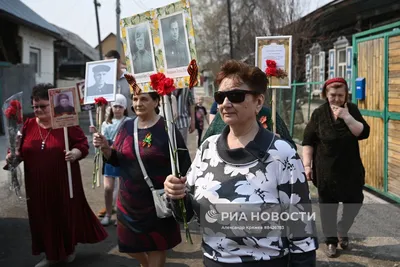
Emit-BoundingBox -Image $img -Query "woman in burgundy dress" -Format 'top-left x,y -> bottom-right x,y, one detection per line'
6,83 -> 108,267
93,89 -> 191,267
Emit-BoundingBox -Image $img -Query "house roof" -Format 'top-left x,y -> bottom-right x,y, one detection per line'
54,25 -> 100,61
299,0 -> 400,29
0,0 -> 60,38
95,32 -> 122,50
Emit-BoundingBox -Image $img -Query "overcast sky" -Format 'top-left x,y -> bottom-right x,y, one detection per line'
21,0 -> 333,47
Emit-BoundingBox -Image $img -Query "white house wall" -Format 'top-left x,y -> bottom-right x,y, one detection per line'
18,25 -> 54,84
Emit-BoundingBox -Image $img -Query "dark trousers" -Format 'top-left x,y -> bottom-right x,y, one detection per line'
319,191 -> 364,246
197,128 -> 203,147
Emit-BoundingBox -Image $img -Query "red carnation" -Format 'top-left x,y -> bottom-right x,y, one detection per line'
94,97 -> 108,106
266,60 -> 277,68
266,67 -> 277,77
150,73 -> 166,91
150,72 -> 176,96
5,106 -> 17,118
10,100 -> 22,109
157,78 -> 176,96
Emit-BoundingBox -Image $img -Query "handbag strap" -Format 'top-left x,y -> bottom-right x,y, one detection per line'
133,118 -> 155,191
111,116 -> 127,142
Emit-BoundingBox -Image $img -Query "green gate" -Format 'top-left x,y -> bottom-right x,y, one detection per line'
352,21 -> 400,202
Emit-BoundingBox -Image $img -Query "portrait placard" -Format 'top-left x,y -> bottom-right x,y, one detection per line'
48,87 -> 79,129
76,80 -> 95,111
255,36 -> 292,89
84,59 -> 117,104
120,0 -> 198,92
126,21 -> 157,83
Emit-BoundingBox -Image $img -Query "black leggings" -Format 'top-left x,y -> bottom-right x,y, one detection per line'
319,191 -> 364,246
197,128 -> 203,147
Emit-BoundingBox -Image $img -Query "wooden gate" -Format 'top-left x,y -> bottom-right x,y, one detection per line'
356,38 -> 385,191
387,34 -> 400,198
353,21 -> 400,202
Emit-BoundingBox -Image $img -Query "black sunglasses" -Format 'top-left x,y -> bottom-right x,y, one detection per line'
214,89 -> 258,104
31,104 -> 49,110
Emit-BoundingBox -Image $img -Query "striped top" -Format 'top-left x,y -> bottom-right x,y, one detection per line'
173,88 -> 194,129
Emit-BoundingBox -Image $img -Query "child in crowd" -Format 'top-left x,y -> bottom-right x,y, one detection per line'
195,96 -> 209,147
99,94 -> 129,226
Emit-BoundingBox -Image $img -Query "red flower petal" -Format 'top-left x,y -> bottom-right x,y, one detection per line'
94,97 -> 108,106
266,60 -> 277,68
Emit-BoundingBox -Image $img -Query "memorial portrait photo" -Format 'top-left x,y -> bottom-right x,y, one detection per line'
127,22 -> 155,74
160,13 -> 190,69
53,92 -> 75,116
84,59 -> 117,104
48,87 -> 80,129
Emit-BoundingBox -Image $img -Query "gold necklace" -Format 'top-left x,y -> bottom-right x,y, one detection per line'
37,124 -> 52,150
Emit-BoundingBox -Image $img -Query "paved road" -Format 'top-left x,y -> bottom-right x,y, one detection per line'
1,91 -> 400,267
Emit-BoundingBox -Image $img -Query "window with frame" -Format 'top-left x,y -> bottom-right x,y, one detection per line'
336,48 -> 346,78
312,54 -> 320,91
29,47 -> 41,75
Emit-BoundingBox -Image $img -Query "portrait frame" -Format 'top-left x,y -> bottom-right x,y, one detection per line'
125,21 -> 157,82
48,87 -> 79,129
159,12 -> 191,76
120,0 -> 198,92
84,58 -> 117,104
255,36 -> 292,89
76,80 -> 95,111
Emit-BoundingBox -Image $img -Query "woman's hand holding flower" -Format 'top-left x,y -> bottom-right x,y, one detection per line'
164,175 -> 187,199
92,132 -> 108,149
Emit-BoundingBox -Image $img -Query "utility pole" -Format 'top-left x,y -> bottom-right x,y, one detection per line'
116,0 -> 121,55
94,0 -> 103,60
227,0 -> 233,59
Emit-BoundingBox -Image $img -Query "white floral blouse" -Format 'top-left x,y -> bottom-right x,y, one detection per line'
174,125 -> 318,266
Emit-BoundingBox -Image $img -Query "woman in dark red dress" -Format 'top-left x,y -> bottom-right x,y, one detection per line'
6,84 -> 108,267
93,90 -> 191,267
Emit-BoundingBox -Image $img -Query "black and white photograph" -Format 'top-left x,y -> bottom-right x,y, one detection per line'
53,92 -> 75,116
160,12 -> 190,70
127,22 -> 155,75
48,87 -> 80,129
84,59 -> 117,104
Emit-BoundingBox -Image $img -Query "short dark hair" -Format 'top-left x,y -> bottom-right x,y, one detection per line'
216,60 -> 268,95
104,50 -> 120,60
31,83 -> 54,102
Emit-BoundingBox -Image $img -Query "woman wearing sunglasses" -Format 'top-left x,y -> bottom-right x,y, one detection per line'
164,60 -> 317,267
202,101 -> 296,149
4,83 -> 107,267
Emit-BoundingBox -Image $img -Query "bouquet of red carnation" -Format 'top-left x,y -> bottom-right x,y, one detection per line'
265,59 -> 288,79
150,72 -> 193,244
2,92 -> 25,199
264,60 -> 288,133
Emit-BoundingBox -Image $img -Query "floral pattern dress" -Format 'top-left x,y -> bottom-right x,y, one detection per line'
172,125 -> 317,266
